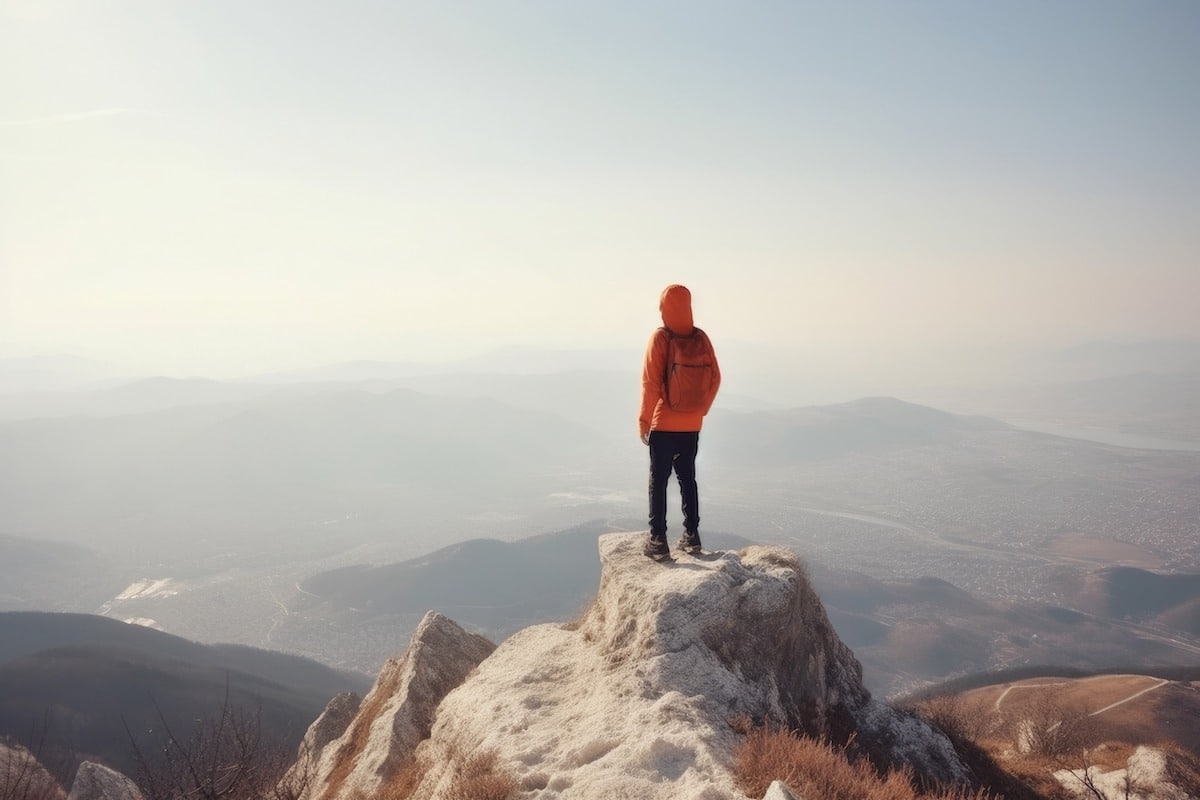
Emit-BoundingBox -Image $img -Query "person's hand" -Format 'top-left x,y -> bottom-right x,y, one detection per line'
640,432 -> 650,446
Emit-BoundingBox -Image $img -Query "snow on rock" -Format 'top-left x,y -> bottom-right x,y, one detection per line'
402,533 -> 967,798
302,611 -> 496,800
66,762 -> 142,800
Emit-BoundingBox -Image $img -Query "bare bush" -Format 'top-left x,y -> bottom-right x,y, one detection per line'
377,756 -> 425,800
1017,689 -> 1097,760
732,720 -> 994,800
0,739 -> 64,800
444,750 -> 516,800
374,745 -> 515,800
124,685 -> 297,800
1162,744 -> 1200,797
910,694 -> 998,745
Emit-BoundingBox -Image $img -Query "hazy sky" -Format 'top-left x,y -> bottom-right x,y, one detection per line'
2,1 -> 1197,378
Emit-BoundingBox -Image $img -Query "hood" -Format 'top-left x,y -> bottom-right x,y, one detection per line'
659,284 -> 695,335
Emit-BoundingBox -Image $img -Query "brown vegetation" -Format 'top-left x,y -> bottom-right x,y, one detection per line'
321,661 -> 404,800
124,689 -> 301,800
377,756 -> 424,800
444,750 -> 516,800
731,718 -> 993,800
906,682 -> 1200,800
375,744 -> 516,800
0,739 -> 64,800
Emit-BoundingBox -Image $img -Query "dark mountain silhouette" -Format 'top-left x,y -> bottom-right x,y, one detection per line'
0,612 -> 370,778
1156,597 -> 1200,636
297,522 -> 756,643
1072,566 -> 1200,626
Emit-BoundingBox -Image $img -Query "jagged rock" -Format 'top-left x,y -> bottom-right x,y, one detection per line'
0,740 -> 66,800
280,691 -> 362,797
66,762 -> 141,800
294,532 -> 970,799
302,611 -> 496,800
763,781 -> 802,800
403,533 -> 968,798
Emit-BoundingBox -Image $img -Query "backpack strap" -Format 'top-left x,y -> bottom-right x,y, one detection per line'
659,327 -> 673,388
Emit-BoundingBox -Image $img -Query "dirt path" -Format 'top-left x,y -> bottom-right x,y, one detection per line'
994,682 -> 1072,711
1088,678 -> 1170,717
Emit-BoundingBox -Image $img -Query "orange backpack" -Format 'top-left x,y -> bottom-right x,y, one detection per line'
662,327 -> 714,413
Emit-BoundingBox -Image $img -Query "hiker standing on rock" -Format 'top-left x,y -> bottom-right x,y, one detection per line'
639,284 -> 721,561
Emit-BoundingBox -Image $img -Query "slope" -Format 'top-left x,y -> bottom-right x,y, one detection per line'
0,612 -> 370,778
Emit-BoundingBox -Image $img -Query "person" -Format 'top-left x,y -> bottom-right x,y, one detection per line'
638,284 -> 721,560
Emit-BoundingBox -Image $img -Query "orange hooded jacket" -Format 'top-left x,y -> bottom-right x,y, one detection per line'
639,284 -> 721,438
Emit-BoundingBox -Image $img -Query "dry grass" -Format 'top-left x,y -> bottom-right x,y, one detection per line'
321,662 -> 404,800
376,756 -> 425,800
444,750 -> 517,800
373,745 -> 516,800
732,719 -> 994,800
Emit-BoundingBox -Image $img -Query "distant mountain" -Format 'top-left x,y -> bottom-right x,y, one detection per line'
921,369 -> 1200,443
243,347 -> 641,384
285,525 -> 1200,699
0,387 -> 616,559
0,535 -> 121,612
0,612 -> 370,779
1052,339 -> 1200,377
296,523 -> 756,645
0,376 -> 279,421
0,355 -> 138,394
807,562 -> 1199,697
706,396 -> 1007,466
1069,566 -> 1200,632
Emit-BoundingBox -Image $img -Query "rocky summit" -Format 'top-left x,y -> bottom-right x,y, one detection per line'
294,532 -> 967,799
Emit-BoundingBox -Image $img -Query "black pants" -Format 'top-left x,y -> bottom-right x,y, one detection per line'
648,430 -> 700,538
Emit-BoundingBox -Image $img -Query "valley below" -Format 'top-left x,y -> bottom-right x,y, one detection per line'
3,366 -> 1199,699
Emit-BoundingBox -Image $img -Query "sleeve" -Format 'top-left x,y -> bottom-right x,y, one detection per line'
639,329 -> 667,437
702,333 -> 721,416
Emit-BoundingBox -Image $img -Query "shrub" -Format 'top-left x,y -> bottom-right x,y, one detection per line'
376,745 -> 515,800
732,720 -> 994,800
444,750 -> 516,800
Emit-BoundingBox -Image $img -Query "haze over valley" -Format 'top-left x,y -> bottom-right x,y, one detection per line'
2,344 -> 1198,697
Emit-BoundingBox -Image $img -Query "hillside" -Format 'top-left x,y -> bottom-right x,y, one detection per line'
706,396 -> 1007,466
907,672 -> 1200,798
0,534 -> 119,612
808,563 -> 1200,697
1069,566 -> 1200,631
0,612 -> 370,779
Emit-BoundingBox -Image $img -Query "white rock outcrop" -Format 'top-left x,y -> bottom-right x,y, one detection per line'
300,532 -> 968,799
281,690 -> 362,796
66,762 -> 142,800
763,781 -> 802,800
1054,745 -> 1194,800
301,611 -> 496,800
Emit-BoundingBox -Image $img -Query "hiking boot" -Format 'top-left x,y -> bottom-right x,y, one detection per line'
643,535 -> 671,562
677,531 -> 702,555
